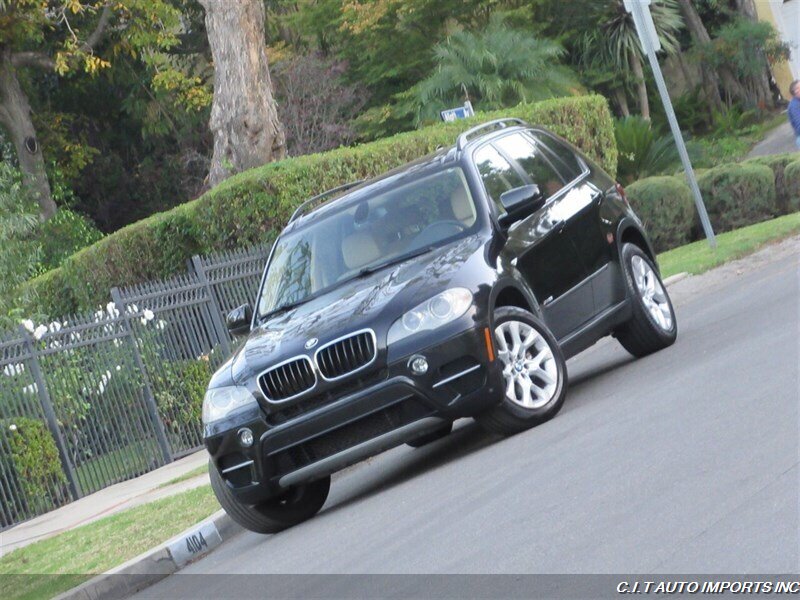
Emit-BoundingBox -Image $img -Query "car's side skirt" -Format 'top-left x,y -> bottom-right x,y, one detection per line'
558,299 -> 631,359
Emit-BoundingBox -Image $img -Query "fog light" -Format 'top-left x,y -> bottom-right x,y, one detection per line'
238,428 -> 254,447
409,355 -> 428,376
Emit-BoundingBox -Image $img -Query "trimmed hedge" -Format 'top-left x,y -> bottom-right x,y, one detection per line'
784,160 -> 800,213
696,163 -> 776,233
625,176 -> 695,252
743,153 -> 797,214
22,95 -> 616,317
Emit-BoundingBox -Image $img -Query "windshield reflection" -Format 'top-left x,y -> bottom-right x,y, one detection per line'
258,167 -> 478,319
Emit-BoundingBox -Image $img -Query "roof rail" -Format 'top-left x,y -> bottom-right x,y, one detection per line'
288,180 -> 365,224
456,118 -> 528,151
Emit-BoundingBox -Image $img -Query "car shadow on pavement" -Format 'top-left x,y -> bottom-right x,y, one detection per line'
322,421 -> 500,516
318,352 -> 635,520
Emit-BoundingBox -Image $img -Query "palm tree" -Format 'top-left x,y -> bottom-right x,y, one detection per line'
414,15 -> 579,122
593,0 -> 684,120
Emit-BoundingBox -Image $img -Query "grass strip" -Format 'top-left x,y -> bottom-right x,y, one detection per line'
158,464 -> 209,489
658,213 -> 800,278
0,485 -> 218,600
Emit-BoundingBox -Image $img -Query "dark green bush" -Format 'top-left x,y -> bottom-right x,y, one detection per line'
614,116 -> 679,184
2,417 -> 67,514
785,160 -> 800,213
152,358 -> 212,434
32,209 -> 104,277
697,163 -> 776,233
625,176 -> 695,252
21,95 -> 616,317
743,153 -> 797,214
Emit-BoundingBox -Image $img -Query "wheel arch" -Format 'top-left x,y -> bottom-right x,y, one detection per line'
617,220 -> 658,272
489,280 -> 542,321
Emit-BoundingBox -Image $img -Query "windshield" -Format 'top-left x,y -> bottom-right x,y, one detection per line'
257,167 -> 478,319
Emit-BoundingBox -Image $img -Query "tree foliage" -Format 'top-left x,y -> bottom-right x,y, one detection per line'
414,16 -> 579,122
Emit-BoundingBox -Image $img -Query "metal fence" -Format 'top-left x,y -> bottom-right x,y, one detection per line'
0,244 -> 268,529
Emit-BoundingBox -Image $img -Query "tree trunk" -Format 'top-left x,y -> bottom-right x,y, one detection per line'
613,87 -> 631,117
630,52 -> 650,120
199,0 -> 286,188
0,51 -> 56,219
676,0 -> 723,111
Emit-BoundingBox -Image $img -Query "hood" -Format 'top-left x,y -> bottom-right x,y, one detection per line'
228,233 -> 488,384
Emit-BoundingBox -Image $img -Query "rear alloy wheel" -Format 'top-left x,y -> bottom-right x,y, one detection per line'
615,243 -> 677,357
476,307 -> 567,435
209,460 -> 330,534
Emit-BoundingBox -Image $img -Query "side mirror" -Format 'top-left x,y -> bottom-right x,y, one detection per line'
498,184 -> 543,225
226,304 -> 252,336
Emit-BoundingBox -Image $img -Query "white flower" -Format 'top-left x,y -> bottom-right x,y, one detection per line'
21,319 -> 34,333
9,424 -> 17,432
2,363 -> 24,377
22,383 -> 38,395
48,321 -> 62,333
106,302 -> 120,318
116,365 -> 122,371
113,338 -> 122,348
156,320 -> 167,330
143,309 -> 155,322
94,310 -> 105,323
140,317 -> 147,325
33,325 -> 48,340
98,381 -> 106,394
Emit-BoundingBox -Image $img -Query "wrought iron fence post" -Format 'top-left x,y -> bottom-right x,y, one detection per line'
110,288 -> 174,464
20,326 -> 81,500
190,255 -> 232,355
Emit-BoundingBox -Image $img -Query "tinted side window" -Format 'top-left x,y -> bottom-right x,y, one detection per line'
495,133 -> 565,201
530,132 -> 584,181
474,145 -> 526,211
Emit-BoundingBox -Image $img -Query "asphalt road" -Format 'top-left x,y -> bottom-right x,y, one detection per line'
138,240 -> 799,596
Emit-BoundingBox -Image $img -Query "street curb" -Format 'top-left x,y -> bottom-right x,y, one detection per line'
54,510 -> 241,600
663,272 -> 690,286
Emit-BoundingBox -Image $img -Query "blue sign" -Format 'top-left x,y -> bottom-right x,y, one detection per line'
440,101 -> 475,122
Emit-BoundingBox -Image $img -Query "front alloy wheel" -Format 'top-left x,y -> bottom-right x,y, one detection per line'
476,307 -> 567,435
495,320 -> 559,410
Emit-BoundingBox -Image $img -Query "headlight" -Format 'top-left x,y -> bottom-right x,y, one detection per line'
202,386 -> 257,425
387,288 -> 473,345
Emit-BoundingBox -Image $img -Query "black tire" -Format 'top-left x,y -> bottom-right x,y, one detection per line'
615,243 -> 678,358
475,307 -> 567,436
209,460 -> 329,534
406,422 -> 453,448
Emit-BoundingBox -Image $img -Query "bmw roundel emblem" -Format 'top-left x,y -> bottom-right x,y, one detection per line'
305,337 -> 319,350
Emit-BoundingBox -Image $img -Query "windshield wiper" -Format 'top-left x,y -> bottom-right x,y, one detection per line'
260,297 -> 312,321
356,246 -> 432,278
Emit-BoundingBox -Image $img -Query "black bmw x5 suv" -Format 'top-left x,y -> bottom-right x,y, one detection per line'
203,118 -> 677,533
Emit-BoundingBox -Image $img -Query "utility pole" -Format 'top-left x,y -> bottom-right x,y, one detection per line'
624,0 -> 717,248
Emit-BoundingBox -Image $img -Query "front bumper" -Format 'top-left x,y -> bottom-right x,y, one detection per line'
204,325 -> 505,503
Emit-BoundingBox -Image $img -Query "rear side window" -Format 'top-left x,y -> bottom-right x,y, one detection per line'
494,133 -> 565,201
474,145 -> 526,211
529,131 -> 584,181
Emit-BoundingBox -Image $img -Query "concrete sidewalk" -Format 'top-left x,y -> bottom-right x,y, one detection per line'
0,450 -> 210,558
747,120 -> 798,157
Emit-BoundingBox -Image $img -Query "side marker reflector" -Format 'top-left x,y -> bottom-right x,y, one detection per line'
484,327 -> 495,362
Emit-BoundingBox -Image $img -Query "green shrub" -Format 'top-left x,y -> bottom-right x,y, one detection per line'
2,418 -> 67,514
785,160 -> 800,213
614,116 -> 679,184
697,163 -> 776,233
625,176 -> 695,252
33,209 -> 104,276
743,153 -> 797,214
21,95 -> 616,317
152,358 -> 212,434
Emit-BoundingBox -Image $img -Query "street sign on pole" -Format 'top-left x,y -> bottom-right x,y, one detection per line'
441,101 -> 475,122
624,0 -> 716,248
